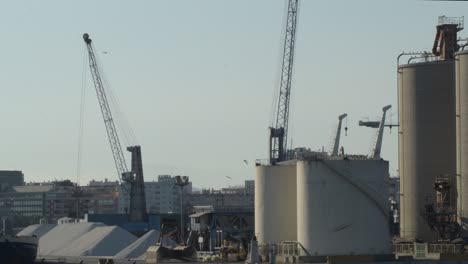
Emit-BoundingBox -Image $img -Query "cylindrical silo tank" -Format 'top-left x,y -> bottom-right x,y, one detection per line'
296,159 -> 391,256
456,50 -> 468,236
255,162 -> 297,244
398,60 -> 456,241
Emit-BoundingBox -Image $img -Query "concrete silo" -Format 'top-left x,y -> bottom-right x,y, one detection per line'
456,50 -> 468,236
398,60 -> 456,241
255,161 -> 297,244
296,157 -> 391,256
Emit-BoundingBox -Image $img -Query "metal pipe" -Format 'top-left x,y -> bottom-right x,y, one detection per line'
180,185 -> 184,244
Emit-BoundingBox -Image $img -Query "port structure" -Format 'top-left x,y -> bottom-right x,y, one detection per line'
424,175 -> 460,241
330,113 -> 347,156
432,16 -> 464,60
358,105 -> 393,159
269,0 -> 299,164
174,176 -> 190,244
83,33 -> 147,223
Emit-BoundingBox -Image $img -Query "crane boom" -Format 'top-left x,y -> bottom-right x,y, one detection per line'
270,0 -> 299,164
83,33 -> 148,222
83,33 -> 129,182
331,113 -> 347,156
372,105 -> 391,159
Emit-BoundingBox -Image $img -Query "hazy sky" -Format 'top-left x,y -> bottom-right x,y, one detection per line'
0,1 -> 466,188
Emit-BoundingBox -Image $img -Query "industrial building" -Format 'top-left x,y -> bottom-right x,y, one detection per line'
0,180 -> 119,220
255,0 -> 393,258
255,152 -> 391,256
0,170 -> 24,192
397,16 -> 468,243
398,57 -> 457,242
456,49 -> 468,238
143,175 -> 192,214
186,180 -> 254,210
388,176 -> 400,236
187,181 -> 255,252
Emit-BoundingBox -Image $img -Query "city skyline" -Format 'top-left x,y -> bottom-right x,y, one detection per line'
0,1 -> 466,187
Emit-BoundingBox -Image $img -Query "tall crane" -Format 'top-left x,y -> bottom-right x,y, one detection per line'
372,105 -> 391,159
269,0 -> 299,164
359,105 -> 392,159
331,113 -> 347,156
83,33 -> 147,222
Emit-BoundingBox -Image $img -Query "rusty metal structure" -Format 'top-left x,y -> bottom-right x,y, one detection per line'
432,16 -> 464,60
423,175 -> 460,241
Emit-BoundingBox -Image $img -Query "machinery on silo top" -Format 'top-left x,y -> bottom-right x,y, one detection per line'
423,175 -> 460,241
432,16 -> 464,60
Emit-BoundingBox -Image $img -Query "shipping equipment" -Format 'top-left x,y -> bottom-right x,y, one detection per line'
83,33 -> 147,222
269,0 -> 299,164
330,114 -> 347,156
423,175 -> 460,241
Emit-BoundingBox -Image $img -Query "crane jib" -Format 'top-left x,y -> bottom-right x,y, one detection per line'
83,34 -> 129,181
269,0 -> 299,164
83,33 -> 148,222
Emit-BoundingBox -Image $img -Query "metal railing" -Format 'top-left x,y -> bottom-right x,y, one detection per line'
392,243 -> 414,254
255,159 -> 270,166
277,243 -> 300,256
392,243 -> 463,255
438,16 -> 464,30
428,243 -> 462,254
258,241 -> 305,257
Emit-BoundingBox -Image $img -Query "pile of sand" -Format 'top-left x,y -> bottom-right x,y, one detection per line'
115,229 -> 159,259
37,222 -> 105,256
19,222 -> 177,258
17,224 -> 56,238
53,225 -> 137,256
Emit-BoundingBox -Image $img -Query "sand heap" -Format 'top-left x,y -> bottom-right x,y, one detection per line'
37,222 -> 106,256
115,229 -> 179,260
52,225 -> 137,256
18,222 -> 180,258
17,223 -> 56,238
115,229 -> 159,259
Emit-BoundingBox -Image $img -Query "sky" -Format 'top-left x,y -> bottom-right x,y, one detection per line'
0,0 -> 466,188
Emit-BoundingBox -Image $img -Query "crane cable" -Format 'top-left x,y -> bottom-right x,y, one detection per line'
93,44 -> 138,147
76,46 -> 88,187
269,0 -> 289,128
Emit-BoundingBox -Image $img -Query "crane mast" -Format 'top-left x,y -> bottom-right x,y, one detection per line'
83,33 -> 147,222
270,0 -> 299,164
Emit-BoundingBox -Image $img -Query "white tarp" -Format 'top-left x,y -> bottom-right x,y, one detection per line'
115,229 -> 179,260
52,226 -> 137,256
17,224 -> 57,238
114,229 -> 159,259
37,222 -> 106,256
